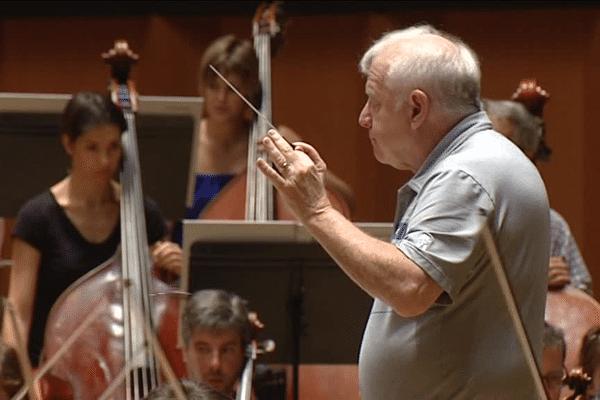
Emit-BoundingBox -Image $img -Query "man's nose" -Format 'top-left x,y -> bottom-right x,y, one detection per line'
359,104 -> 372,129
209,350 -> 222,369
217,87 -> 228,101
99,150 -> 110,166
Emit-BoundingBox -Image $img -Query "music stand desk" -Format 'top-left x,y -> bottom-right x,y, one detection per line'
181,220 -> 393,363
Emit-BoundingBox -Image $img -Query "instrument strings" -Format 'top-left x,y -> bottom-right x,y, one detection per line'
208,30 -> 276,222
250,31 -> 274,222
120,109 -> 159,399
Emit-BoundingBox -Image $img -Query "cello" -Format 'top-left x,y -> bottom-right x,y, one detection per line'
28,41 -> 186,400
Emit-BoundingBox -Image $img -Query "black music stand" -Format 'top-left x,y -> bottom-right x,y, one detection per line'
182,221 -> 392,400
0,93 -> 203,220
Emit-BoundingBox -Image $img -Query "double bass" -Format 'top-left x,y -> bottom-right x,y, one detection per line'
513,78 -> 600,399
26,41 -> 186,400
194,2 -> 351,222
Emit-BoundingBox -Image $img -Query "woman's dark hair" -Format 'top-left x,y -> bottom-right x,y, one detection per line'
199,35 -> 262,111
62,92 -> 127,142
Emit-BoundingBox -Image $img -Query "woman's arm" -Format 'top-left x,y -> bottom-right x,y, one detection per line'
2,239 -> 41,353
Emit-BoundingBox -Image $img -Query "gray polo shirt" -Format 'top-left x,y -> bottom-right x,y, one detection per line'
359,111 -> 549,399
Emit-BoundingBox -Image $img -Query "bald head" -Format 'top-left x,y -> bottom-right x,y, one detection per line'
360,25 -> 481,119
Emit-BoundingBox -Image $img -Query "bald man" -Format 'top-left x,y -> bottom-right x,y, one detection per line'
258,24 -> 550,399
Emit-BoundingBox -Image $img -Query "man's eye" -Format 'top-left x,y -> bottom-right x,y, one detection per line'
366,97 -> 379,109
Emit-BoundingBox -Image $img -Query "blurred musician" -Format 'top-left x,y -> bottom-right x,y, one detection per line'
180,289 -> 281,400
172,34 -> 354,244
181,289 -> 248,397
579,326 -> 600,400
1,92 -> 183,367
482,99 -> 593,295
542,322 -> 567,400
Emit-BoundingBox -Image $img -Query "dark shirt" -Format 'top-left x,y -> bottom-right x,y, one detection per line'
12,189 -> 167,366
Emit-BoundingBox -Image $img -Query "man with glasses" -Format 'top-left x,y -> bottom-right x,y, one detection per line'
542,322 -> 567,400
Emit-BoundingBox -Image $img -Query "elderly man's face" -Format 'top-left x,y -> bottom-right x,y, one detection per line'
183,328 -> 245,396
358,56 -> 414,171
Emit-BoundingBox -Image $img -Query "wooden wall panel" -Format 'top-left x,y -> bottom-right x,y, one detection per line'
0,17 -> 149,93
272,14 -> 396,222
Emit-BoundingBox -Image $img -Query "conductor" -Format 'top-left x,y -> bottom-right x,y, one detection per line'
257,24 -> 550,399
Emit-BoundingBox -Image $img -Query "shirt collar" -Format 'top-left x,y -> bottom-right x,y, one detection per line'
406,111 -> 493,193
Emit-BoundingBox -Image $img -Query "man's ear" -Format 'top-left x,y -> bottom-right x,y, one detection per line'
409,89 -> 430,129
61,133 -> 73,156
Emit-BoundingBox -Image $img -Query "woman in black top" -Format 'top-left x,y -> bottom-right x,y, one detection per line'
3,92 -> 183,366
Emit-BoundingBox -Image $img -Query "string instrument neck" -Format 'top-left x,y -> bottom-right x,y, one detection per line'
245,1 -> 288,221
103,40 -> 158,399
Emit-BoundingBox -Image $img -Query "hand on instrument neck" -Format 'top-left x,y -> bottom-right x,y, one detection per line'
151,240 -> 183,278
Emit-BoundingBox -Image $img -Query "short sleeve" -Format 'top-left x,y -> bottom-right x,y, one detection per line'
396,169 -> 494,303
12,192 -> 54,250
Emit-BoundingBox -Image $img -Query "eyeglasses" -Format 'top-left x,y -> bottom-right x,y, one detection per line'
542,366 -> 568,390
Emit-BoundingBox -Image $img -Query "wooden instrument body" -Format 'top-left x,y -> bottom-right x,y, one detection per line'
40,251 -> 186,399
199,172 -> 350,220
546,287 -> 600,372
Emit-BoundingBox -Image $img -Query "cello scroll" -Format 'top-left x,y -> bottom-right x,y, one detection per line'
512,78 -> 553,162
